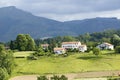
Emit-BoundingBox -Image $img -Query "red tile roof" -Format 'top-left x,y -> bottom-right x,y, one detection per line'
54,48 -> 65,51
62,41 -> 80,45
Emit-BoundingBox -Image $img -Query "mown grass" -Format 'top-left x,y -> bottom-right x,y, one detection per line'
13,51 -> 34,58
12,50 -> 120,76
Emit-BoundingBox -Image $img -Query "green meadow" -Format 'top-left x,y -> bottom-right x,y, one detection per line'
12,51 -> 120,76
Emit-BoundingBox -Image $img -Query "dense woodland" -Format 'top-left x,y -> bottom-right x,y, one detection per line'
4,29 -> 120,52
34,29 -> 120,50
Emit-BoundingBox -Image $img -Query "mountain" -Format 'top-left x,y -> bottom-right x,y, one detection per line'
0,6 -> 120,42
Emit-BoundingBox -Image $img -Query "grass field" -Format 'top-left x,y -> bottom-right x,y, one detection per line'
12,50 -> 120,76
13,51 -> 34,58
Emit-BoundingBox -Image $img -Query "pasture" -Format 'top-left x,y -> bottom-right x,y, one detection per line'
13,51 -> 34,58
12,50 -> 120,77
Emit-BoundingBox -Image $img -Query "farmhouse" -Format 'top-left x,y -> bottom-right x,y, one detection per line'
54,48 -> 66,54
41,44 -> 49,49
79,45 -> 87,52
62,41 -> 81,49
97,42 -> 114,50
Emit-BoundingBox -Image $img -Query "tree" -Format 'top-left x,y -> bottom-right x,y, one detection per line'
0,50 -> 14,75
115,46 -> 120,53
0,45 -> 14,80
0,44 -> 5,52
34,45 -> 45,56
16,34 -> 28,51
111,34 -> 120,47
25,34 -> 36,51
15,34 -> 36,51
93,48 -> 101,56
0,68 -> 9,80
62,36 -> 76,42
10,40 -> 17,50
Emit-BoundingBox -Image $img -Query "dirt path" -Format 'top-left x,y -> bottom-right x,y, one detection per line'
10,70 -> 120,80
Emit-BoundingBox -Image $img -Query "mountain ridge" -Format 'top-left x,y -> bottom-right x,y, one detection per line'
0,6 -> 120,42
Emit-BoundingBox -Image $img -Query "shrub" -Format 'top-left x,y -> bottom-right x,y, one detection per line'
37,75 -> 48,80
37,75 -> 68,80
93,48 -> 101,56
60,75 -> 68,80
115,46 -> 120,53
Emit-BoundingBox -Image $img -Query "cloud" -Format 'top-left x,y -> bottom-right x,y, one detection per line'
37,9 -> 120,21
0,0 -> 120,21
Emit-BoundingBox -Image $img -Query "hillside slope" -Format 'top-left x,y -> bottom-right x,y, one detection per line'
0,6 -> 120,41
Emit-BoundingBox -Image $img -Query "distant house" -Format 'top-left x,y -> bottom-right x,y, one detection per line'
79,45 -> 87,52
41,44 -> 49,49
54,48 -> 66,54
62,41 -> 81,49
97,42 -> 114,50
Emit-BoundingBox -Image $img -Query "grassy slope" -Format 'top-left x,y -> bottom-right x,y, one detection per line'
12,51 -> 120,76
13,51 -> 34,58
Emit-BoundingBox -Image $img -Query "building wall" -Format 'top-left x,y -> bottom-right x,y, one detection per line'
62,42 -> 81,49
97,43 -> 114,50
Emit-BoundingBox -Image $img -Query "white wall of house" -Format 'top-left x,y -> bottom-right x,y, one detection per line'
62,42 -> 81,49
79,45 -> 87,52
54,48 -> 66,54
97,43 -> 114,50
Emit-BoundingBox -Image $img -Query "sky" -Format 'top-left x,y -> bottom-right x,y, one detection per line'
0,0 -> 120,21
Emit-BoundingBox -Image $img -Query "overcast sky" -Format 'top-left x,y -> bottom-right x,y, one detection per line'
0,0 -> 120,21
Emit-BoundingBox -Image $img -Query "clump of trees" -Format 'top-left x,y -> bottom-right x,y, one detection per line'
37,75 -> 68,80
0,45 -> 14,80
10,34 -> 36,51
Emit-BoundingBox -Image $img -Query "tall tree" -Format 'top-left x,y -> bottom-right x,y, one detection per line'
15,34 -> 36,51
16,34 -> 28,51
25,34 -> 36,51
111,34 -> 120,47
10,40 -> 17,50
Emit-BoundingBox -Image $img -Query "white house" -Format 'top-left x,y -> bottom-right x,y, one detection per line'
97,42 -> 114,50
54,48 -> 66,54
62,41 -> 81,49
41,44 -> 49,49
79,45 -> 87,52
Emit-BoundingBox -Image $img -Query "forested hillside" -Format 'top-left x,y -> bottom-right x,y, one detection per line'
0,6 -> 120,42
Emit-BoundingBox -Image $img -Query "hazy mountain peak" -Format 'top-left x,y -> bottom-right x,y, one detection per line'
0,6 -> 120,42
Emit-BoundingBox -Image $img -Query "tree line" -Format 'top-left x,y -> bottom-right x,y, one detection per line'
9,29 -> 120,53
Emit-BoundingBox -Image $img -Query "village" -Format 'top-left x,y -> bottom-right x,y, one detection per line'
41,41 -> 114,54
